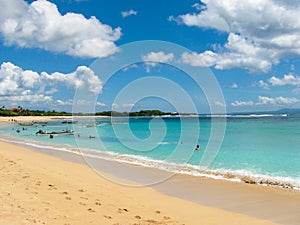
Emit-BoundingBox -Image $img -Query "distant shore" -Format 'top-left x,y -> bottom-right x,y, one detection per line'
0,116 -> 299,224
0,115 -> 110,125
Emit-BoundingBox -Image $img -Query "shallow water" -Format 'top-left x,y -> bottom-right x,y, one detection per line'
1,114 -> 299,189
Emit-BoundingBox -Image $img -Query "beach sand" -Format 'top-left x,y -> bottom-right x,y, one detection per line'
0,116 -> 73,125
0,116 -> 299,225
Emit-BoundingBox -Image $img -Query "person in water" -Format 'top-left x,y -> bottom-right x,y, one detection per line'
195,145 -> 201,151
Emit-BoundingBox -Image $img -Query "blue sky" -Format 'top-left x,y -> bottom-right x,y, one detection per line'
1,0 -> 300,113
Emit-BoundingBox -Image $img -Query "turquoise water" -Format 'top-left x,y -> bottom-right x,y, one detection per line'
0,114 -> 299,189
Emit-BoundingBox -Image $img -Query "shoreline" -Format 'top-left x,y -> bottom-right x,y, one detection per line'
0,115 -> 110,125
2,119 -> 299,191
0,140 -> 285,225
1,116 -> 300,224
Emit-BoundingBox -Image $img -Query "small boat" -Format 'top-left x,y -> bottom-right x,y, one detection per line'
108,122 -> 127,125
18,122 -> 35,126
36,129 -> 74,136
35,121 -> 48,125
61,120 -> 78,124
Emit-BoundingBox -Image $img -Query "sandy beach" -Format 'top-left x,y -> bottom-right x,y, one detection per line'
0,116 -> 74,125
0,116 -> 299,225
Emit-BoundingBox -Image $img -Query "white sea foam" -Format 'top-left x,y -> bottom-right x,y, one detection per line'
202,114 -> 289,118
54,145 -> 300,190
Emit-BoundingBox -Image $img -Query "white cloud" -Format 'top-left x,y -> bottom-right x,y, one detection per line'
176,0 -> 300,73
121,9 -> 137,18
40,66 -> 103,94
0,94 -> 52,106
180,51 -> 217,67
168,16 -> 177,23
0,62 -> 40,95
56,99 -> 73,106
192,3 -> 203,11
96,102 -> 106,107
0,62 -> 103,108
0,0 -> 121,58
44,88 -> 58,95
231,83 -> 238,89
122,64 -> 138,72
142,51 -> 175,72
256,80 -> 270,90
215,101 -> 226,107
142,51 -> 174,64
269,74 -> 300,86
231,96 -> 299,107
257,96 -> 299,105
231,100 -> 254,107
180,33 -> 274,73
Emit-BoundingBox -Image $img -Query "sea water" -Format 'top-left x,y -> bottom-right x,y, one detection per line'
0,114 -> 299,189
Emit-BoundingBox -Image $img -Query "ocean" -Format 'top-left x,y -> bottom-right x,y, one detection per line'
0,114 -> 299,189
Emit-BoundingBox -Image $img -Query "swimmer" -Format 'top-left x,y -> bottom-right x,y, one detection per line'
195,145 -> 201,151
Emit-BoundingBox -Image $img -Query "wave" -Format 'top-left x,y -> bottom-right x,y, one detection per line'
67,148 -> 300,190
0,134 -> 299,191
202,114 -> 288,118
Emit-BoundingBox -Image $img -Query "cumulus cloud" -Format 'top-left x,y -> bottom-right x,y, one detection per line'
231,83 -> 238,89
0,94 -> 52,107
231,96 -> 299,107
215,101 -> 226,107
256,80 -> 270,90
0,0 -> 121,58
180,51 -> 217,67
176,0 -> 300,73
192,3 -> 203,11
0,62 -> 102,108
41,66 -> 103,94
96,102 -> 106,107
142,51 -> 174,64
257,96 -> 299,105
0,62 -> 102,95
231,100 -> 254,107
180,33 -> 274,73
269,74 -> 300,86
122,64 -> 138,72
55,99 -> 73,106
142,51 -> 175,72
121,9 -> 137,18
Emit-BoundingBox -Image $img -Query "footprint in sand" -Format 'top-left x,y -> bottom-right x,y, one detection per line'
135,215 -> 141,219
146,219 -> 158,223
48,184 -> 57,190
95,201 -> 101,206
104,215 -> 111,219
65,196 -> 72,200
117,208 -> 128,213
80,196 -> 88,200
87,208 -> 95,212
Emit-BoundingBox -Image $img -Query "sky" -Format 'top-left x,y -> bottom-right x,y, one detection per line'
1,0 -> 300,113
